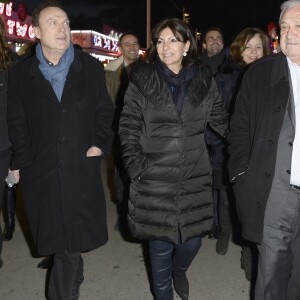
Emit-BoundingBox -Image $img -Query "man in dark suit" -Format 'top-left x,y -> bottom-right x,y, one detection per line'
7,1 -> 114,299
228,1 -> 300,299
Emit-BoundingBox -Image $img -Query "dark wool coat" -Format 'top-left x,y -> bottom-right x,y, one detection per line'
7,49 -> 115,255
0,70 -> 11,158
228,52 -> 291,244
119,62 -> 229,243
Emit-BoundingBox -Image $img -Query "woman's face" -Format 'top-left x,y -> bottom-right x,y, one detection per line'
241,33 -> 264,65
156,27 -> 190,74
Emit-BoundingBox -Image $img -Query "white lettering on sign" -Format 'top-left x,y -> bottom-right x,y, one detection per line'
92,34 -> 119,53
0,2 -> 35,41
16,22 -> 28,37
7,19 -> 15,34
5,2 -> 12,17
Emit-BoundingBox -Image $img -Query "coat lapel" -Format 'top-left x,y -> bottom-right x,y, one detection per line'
29,57 -> 59,104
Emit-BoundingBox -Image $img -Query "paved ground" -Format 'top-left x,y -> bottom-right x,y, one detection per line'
0,156 -> 252,300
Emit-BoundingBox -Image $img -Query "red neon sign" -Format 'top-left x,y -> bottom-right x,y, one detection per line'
0,2 -> 35,41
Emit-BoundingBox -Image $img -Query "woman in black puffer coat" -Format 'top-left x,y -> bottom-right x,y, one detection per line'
119,18 -> 228,300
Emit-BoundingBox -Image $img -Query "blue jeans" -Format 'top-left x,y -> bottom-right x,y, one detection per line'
149,237 -> 202,300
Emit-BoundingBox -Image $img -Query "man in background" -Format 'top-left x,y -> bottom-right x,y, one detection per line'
105,32 -> 140,233
200,26 -> 227,75
200,27 -> 228,240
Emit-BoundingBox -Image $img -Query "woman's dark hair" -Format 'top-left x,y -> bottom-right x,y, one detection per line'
147,18 -> 198,67
0,27 -> 13,71
229,27 -> 272,66
32,1 -> 64,27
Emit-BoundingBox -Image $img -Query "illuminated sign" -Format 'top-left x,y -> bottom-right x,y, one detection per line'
93,33 -> 118,52
0,2 -> 35,41
71,30 -> 120,56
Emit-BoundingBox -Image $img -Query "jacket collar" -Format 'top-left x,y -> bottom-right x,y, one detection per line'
270,52 -> 289,87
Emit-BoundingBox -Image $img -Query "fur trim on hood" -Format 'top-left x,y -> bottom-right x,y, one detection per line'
104,56 -> 124,72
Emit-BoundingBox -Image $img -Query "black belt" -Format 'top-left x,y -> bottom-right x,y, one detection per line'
290,184 -> 300,190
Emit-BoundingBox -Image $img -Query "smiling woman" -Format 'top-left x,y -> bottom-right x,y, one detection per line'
119,17 -> 229,300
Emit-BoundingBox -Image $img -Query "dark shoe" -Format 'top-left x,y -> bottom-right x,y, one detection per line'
240,251 -> 252,281
208,222 -> 220,239
0,257 -> 3,268
3,225 -> 14,241
173,275 -> 189,300
216,232 -> 231,255
72,276 -> 84,298
208,233 -> 217,239
37,256 -> 50,269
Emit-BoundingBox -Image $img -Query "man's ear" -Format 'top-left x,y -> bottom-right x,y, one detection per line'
33,26 -> 40,39
202,43 -> 207,50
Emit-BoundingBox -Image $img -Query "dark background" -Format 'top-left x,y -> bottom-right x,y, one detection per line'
12,0 -> 284,48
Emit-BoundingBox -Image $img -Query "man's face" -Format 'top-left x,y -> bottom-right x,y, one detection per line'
33,6 -> 71,57
203,30 -> 224,57
280,6 -> 300,65
119,35 -> 140,64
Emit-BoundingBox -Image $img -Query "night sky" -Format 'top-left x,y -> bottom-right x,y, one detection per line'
11,0 -> 284,48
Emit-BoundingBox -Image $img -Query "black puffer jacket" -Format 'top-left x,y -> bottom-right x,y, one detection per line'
119,61 -> 228,243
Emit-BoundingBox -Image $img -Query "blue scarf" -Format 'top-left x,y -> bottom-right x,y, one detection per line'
36,43 -> 74,101
155,57 -> 194,114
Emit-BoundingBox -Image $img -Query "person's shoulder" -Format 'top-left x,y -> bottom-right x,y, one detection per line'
76,49 -> 97,62
75,49 -> 104,70
105,56 -> 124,71
10,55 -> 35,73
249,53 -> 279,70
192,60 -> 213,79
131,60 -> 155,81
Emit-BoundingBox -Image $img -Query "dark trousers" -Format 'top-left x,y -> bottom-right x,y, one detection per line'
48,251 -> 83,300
255,187 -> 300,300
0,156 -> 9,257
149,237 -> 202,300
218,189 -> 233,234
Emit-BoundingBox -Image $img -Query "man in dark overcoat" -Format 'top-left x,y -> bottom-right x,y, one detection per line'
7,1 -> 114,299
228,1 -> 300,299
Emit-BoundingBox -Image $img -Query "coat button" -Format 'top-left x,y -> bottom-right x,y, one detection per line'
289,141 -> 293,146
265,173 -> 271,178
276,106 -> 281,112
59,162 -> 65,168
269,140 -> 274,145
58,137 -> 66,143
287,170 -> 291,174
257,202 -> 262,207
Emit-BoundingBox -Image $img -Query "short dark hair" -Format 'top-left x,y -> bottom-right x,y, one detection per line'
203,26 -> 224,43
32,1 -> 64,27
147,18 -> 199,67
119,32 -> 140,45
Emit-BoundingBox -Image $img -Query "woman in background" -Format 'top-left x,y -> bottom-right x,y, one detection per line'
119,18 -> 228,300
214,27 -> 272,281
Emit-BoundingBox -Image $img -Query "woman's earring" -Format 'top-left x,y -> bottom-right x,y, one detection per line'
183,51 -> 187,57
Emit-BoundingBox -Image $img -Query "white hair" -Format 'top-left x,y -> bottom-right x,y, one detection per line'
280,0 -> 300,22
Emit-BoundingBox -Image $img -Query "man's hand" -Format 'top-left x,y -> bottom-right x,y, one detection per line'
86,146 -> 102,157
9,169 -> 20,184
